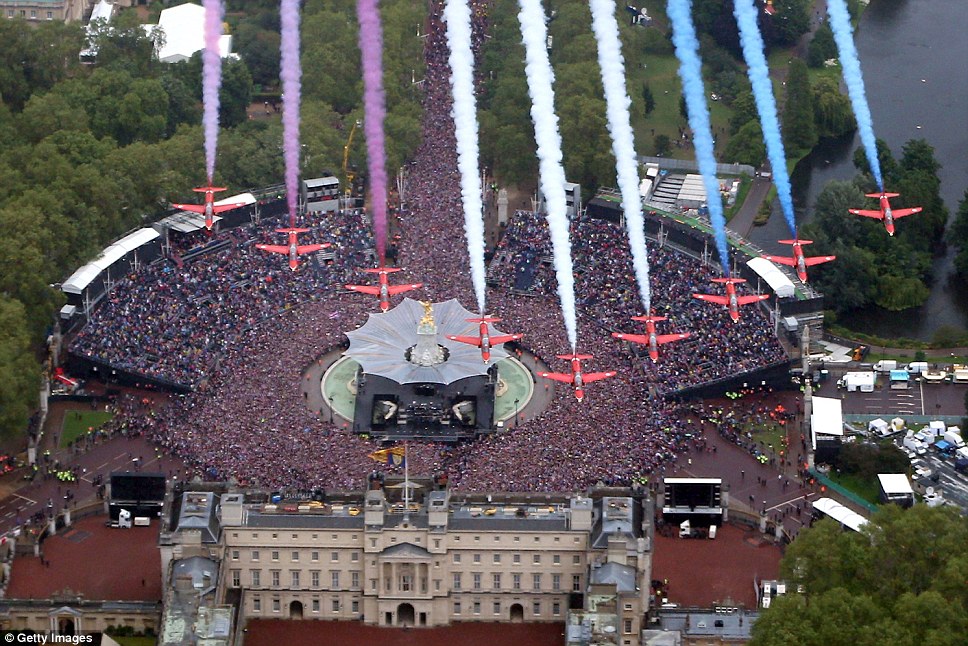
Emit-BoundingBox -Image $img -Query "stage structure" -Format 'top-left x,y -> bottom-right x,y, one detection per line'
344,298 -> 512,442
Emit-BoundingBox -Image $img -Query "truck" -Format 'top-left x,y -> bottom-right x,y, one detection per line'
902,433 -> 927,456
942,429 -> 965,448
906,361 -> 929,375
952,364 -> 968,383
840,371 -> 876,392
873,360 -> 897,373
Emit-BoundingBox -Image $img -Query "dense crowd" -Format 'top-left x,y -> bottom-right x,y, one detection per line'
488,211 -> 787,393
69,209 -> 374,385
65,0 -> 789,492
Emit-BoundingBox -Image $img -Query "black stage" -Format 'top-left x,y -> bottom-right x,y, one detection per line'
352,365 -> 498,442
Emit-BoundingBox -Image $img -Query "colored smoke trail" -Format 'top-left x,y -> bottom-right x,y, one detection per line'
357,0 -> 389,265
667,0 -> 730,273
733,0 -> 796,236
827,0 -> 883,190
517,0 -> 578,350
443,0 -> 487,313
280,0 -> 301,226
589,0 -> 651,312
202,0 -> 223,182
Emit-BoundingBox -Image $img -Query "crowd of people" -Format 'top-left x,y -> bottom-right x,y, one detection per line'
64,0 -> 790,492
69,209 -> 375,386
487,210 -> 787,393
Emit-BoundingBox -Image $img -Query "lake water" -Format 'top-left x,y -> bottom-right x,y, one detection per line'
748,0 -> 968,341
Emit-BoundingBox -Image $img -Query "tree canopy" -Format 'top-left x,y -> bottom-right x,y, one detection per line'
0,2 -> 426,442
750,505 -> 968,646
805,140 -> 947,315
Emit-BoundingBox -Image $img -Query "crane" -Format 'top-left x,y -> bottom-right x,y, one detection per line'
343,119 -> 361,200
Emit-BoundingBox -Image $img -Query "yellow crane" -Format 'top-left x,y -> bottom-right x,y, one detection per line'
343,119 -> 361,199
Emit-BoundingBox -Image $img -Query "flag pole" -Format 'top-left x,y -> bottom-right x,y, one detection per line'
403,441 -> 410,524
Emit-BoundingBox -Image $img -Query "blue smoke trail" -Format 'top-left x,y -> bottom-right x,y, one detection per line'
827,0 -> 883,190
667,0 -> 730,273
589,0 -> 652,312
733,0 -> 796,236
517,0 -> 579,351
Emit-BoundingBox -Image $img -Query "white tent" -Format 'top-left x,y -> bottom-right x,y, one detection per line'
747,257 -> 795,298
868,418 -> 889,435
811,396 -> 843,442
145,3 -> 234,64
812,497 -> 868,532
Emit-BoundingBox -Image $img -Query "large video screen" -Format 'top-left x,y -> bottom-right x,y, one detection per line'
111,472 -> 166,502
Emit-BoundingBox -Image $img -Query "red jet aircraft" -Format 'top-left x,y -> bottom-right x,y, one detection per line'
256,228 -> 330,271
849,191 -> 922,236
538,353 -> 616,402
172,185 -> 249,232
447,316 -> 523,363
693,277 -> 769,322
344,267 -> 423,312
612,314 -> 690,362
762,237 -> 836,282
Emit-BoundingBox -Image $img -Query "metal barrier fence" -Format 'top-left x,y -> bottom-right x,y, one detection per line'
808,468 -> 877,513
638,155 -> 756,177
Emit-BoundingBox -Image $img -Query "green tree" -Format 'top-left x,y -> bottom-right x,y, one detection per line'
806,23 -> 837,68
642,83 -> 656,116
752,506 -> 968,646
654,134 -> 672,156
782,59 -> 816,151
729,89 -> 758,135
852,138 -> 900,186
234,22 -> 281,89
812,76 -> 855,139
948,190 -> 968,277
763,0 -> 812,48
722,120 -> 766,167
219,58 -> 253,128
0,296 -> 38,442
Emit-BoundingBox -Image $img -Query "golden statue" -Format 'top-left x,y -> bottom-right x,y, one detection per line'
419,300 -> 435,327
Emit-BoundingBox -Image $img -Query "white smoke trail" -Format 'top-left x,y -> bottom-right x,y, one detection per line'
517,0 -> 578,351
588,0 -> 651,312
443,0 -> 487,314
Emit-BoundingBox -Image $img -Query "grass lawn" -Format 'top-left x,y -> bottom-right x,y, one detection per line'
828,471 -> 881,506
747,422 -> 789,455
60,410 -> 114,448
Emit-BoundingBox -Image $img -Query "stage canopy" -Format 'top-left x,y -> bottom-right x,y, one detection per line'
345,298 -> 511,385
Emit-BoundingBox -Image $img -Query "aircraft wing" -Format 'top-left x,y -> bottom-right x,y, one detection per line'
212,201 -> 250,214
386,283 -> 423,295
693,293 -> 730,306
656,333 -> 691,345
848,208 -> 884,219
612,333 -> 650,345
803,255 -> 836,266
892,207 -> 922,219
761,254 -> 796,267
737,294 -> 770,305
255,244 -> 287,254
583,371 -> 617,383
296,244 -> 325,254
447,335 -> 482,347
538,372 -> 574,384
171,203 -> 206,214
489,333 -> 523,345
345,284 -> 381,295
